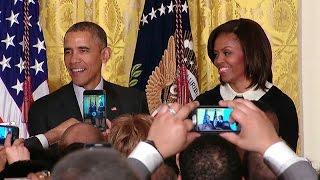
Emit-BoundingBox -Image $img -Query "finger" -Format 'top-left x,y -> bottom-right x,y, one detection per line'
231,101 -> 255,115
175,101 -> 199,120
105,119 -> 112,129
12,138 -> 24,146
154,104 -> 170,117
69,117 -> 81,123
151,106 -> 162,117
234,99 -> 260,111
218,100 -> 232,107
219,100 -> 251,115
4,133 -> 12,147
219,132 -> 240,145
23,147 -> 30,159
183,119 -> 194,131
229,108 -> 247,125
168,103 -> 181,115
220,101 -> 252,125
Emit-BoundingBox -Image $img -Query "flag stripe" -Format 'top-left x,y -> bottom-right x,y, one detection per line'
33,80 -> 49,101
0,77 -> 28,138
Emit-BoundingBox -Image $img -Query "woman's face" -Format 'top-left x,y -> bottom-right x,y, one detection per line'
212,33 -> 248,87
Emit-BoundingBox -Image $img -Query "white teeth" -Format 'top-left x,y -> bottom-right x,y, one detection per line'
71,68 -> 85,72
219,67 -> 228,72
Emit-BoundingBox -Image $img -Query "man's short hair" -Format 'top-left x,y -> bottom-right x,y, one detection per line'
65,21 -> 108,48
179,135 -> 242,180
108,114 -> 153,156
52,148 -> 138,180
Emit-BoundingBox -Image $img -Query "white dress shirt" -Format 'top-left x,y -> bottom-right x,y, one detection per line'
263,141 -> 307,176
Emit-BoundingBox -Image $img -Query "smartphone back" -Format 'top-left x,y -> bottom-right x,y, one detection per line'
83,90 -> 107,131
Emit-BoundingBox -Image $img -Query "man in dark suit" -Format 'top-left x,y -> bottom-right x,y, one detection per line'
27,21 -> 148,147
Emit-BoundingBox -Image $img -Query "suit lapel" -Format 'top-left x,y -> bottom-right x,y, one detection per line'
104,81 -> 120,120
60,82 -> 83,121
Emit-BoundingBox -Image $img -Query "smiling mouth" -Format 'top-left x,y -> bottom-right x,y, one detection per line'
69,68 -> 85,73
219,67 -> 229,73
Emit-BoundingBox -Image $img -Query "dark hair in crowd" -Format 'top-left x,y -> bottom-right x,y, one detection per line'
65,21 -> 108,48
52,149 -> 138,180
179,135 -> 242,180
207,18 -> 273,90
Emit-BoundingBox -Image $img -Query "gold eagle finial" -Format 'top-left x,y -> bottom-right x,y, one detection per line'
146,36 -> 177,113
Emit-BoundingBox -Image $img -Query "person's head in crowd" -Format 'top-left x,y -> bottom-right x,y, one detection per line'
108,114 -> 153,156
58,142 -> 85,160
179,135 -> 242,180
245,152 -> 276,180
51,148 -> 138,180
58,123 -> 105,150
243,100 -> 278,180
64,21 -> 111,90
151,163 -> 178,180
207,18 -> 272,91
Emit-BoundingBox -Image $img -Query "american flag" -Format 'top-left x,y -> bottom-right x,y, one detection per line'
130,0 -> 199,107
0,0 -> 49,138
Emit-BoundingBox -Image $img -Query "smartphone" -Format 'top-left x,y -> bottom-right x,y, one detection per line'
0,125 -> 19,144
83,90 -> 107,131
192,106 -> 240,133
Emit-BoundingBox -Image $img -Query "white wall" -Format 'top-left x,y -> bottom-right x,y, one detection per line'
300,0 -> 320,170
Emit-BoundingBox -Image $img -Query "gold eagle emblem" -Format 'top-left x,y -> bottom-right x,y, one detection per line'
146,36 -> 177,113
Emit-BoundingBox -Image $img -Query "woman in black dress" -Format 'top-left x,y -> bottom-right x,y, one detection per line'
196,18 -> 298,150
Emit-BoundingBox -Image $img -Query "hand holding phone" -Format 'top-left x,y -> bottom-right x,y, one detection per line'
83,90 -> 107,131
192,106 -> 240,133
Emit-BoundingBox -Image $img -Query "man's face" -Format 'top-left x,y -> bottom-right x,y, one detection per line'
64,31 -> 109,90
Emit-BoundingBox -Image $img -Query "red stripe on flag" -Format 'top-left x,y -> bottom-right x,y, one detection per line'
23,76 -> 33,123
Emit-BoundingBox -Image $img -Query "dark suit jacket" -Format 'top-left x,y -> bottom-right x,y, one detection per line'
279,160 -> 318,180
127,158 -> 151,180
27,80 -> 149,136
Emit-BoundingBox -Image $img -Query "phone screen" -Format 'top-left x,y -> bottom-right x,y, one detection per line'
192,107 -> 239,133
83,90 -> 107,131
0,125 -> 19,144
